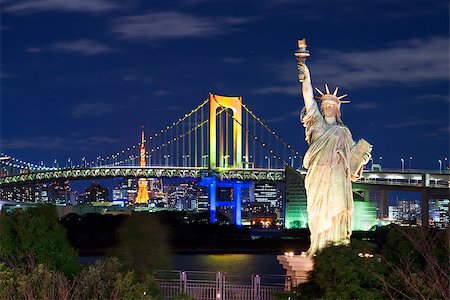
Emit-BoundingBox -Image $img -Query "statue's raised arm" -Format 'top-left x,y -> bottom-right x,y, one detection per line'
298,63 -> 315,111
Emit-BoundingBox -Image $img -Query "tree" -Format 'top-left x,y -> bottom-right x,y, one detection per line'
292,241 -> 384,299
108,212 -> 172,278
376,226 -> 449,300
0,205 -> 80,276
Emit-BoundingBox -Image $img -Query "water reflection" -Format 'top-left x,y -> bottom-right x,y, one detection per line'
173,254 -> 284,278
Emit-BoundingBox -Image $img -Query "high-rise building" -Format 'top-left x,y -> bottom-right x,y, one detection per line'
83,182 -> 108,203
429,198 -> 449,228
196,186 -> 209,212
370,190 -> 389,219
254,183 -> 278,207
397,199 -> 421,221
0,181 -> 70,204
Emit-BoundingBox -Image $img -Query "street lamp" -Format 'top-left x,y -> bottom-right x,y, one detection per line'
370,157 -> 374,171
182,155 -> 189,167
409,156 -> 413,171
400,158 -> 404,172
164,154 -> 171,166
222,155 -> 230,168
379,156 -> 382,170
445,157 -> 448,170
265,156 -> 271,169
202,154 -> 209,167
438,159 -> 442,173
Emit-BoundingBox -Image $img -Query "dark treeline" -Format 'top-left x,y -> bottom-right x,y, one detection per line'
60,211 -> 312,255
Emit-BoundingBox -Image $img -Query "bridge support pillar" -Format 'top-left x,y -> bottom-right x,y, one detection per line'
209,179 -> 217,224
232,182 -> 242,227
198,177 -> 248,226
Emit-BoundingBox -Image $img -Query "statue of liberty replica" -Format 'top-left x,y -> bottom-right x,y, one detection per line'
295,39 -> 373,256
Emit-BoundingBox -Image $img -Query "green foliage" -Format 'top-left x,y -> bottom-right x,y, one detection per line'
0,205 -> 80,276
285,227 -> 449,300
75,257 -> 162,299
293,241 -> 384,300
0,257 -> 163,299
114,272 -> 162,300
75,257 -> 122,299
379,227 -> 449,299
108,212 -> 172,278
0,262 -> 18,299
0,262 -> 73,299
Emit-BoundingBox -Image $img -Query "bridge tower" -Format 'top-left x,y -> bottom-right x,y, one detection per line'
136,127 -> 149,204
209,93 -> 243,168
205,94 -> 246,225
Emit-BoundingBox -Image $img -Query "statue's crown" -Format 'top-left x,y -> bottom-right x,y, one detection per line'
314,84 -> 350,107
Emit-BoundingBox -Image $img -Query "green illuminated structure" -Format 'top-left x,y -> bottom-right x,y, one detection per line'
352,200 -> 377,231
284,166 -> 308,229
284,166 -> 376,230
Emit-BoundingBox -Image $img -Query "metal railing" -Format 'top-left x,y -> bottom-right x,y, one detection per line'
154,270 -> 287,300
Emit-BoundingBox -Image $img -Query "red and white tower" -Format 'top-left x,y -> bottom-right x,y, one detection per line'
135,127 -> 149,204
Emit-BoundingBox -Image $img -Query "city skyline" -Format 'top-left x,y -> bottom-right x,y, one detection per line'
1,0 -> 449,170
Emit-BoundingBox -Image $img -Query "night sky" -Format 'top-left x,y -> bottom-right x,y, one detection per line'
1,0 -> 449,172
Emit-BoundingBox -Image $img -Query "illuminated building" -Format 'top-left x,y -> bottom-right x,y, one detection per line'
352,201 -> 377,231
370,190 -> 389,219
135,128 -> 149,204
254,183 -> 278,208
47,180 -> 71,205
83,182 -> 108,203
429,198 -> 449,228
397,199 -> 421,221
0,181 -> 70,205
196,186 -> 209,211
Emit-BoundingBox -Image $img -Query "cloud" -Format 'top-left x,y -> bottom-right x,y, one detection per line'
153,90 -> 172,96
352,102 -> 379,110
0,71 -> 13,79
151,105 -> 182,111
310,37 -> 449,88
274,37 -> 449,89
70,102 -> 121,118
51,39 -> 113,55
112,12 -> 251,41
26,47 -> 42,53
416,94 -> 449,103
122,71 -> 154,83
250,85 -> 299,96
222,57 -> 244,65
264,111 -> 299,123
384,117 -> 435,129
2,135 -> 119,150
1,137 -> 65,149
4,0 -> 118,14
419,126 -> 450,140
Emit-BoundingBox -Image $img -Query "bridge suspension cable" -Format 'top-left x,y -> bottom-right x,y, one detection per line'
210,97 -> 301,168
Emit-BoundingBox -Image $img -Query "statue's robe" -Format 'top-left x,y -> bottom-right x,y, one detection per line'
301,103 -> 355,255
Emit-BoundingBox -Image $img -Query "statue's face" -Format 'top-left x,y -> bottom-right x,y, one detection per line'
321,103 -> 337,118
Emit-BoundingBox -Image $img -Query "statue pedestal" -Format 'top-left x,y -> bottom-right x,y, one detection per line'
277,255 -> 314,289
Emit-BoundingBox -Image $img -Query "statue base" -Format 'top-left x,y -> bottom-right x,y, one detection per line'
277,254 -> 314,289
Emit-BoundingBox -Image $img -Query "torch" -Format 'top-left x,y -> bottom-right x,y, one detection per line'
294,39 -> 310,82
